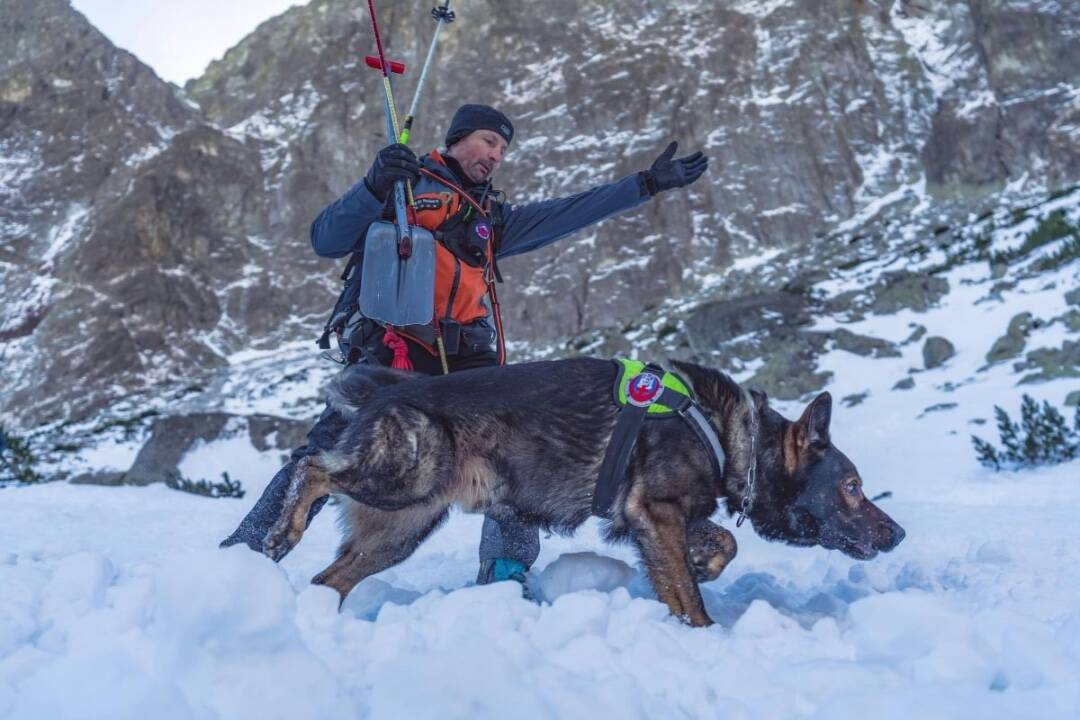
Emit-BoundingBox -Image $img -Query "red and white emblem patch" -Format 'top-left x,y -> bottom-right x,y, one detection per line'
626,371 -> 662,407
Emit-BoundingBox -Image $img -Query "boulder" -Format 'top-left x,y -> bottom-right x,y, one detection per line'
923,336 -> 956,369
1017,340 -> 1080,384
986,312 -> 1036,363
832,328 -> 902,358
892,377 -> 915,391
870,272 -> 950,315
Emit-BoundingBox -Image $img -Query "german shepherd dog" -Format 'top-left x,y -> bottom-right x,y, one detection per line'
264,358 -> 905,626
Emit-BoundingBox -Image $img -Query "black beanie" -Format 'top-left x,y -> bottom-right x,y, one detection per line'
444,104 -> 514,148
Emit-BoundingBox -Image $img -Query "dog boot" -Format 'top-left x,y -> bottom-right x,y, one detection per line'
476,558 -> 536,601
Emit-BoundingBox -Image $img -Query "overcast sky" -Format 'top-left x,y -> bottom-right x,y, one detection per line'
71,0 -> 308,85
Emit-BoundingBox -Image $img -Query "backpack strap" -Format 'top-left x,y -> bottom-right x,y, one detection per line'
316,249 -> 364,350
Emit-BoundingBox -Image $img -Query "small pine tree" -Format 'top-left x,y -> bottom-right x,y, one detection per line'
165,471 -> 246,499
0,427 -> 44,484
972,435 -> 1000,470
972,395 -> 1080,470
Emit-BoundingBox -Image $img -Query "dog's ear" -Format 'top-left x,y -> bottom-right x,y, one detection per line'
796,391 -> 832,449
669,359 -> 738,409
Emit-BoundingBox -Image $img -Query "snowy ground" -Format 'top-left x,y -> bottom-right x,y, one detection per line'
2,250 -> 1078,718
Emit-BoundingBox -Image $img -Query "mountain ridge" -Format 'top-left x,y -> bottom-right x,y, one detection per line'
1,0 -> 1077,430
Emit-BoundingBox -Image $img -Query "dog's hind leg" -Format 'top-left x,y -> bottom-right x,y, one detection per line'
625,492 -> 712,627
686,519 -> 737,584
262,455 -> 336,562
312,497 -> 449,604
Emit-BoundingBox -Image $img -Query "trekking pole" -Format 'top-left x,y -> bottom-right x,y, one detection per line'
365,0 -> 413,257
399,0 -> 455,145
404,0 -> 455,375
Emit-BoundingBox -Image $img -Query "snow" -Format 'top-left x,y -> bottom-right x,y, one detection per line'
502,56 -> 566,106
225,82 -> 322,174
3,445 -> 1079,719
68,436 -> 146,474
831,178 -> 928,237
589,253 -> 651,282
40,205 -> 90,267
175,417 -> 284,487
536,552 -> 636,602
732,0 -> 789,20
889,2 -> 987,102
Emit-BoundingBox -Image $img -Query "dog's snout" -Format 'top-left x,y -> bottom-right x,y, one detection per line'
879,521 -> 905,552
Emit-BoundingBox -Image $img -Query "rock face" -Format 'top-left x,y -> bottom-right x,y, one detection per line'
2,0 -> 1079,427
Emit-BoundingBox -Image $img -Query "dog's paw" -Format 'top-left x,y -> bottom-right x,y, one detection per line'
689,547 -> 726,583
261,527 -> 295,562
687,520 -> 737,583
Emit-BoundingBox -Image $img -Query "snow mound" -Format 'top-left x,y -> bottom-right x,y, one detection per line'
536,551 -> 637,602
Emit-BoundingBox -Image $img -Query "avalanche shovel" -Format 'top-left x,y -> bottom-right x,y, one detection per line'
358,0 -> 436,327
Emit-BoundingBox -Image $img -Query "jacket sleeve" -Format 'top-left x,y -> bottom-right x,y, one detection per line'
494,173 -> 650,259
309,179 -> 387,258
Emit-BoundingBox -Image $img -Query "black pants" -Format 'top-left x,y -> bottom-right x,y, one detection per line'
219,334 -> 541,570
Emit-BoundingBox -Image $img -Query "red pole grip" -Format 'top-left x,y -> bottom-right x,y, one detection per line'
364,55 -> 406,74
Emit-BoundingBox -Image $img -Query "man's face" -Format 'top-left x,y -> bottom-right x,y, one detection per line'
446,129 -> 508,183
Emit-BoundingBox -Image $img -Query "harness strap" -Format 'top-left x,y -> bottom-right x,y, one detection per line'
679,403 -> 726,480
592,361 -> 726,518
418,167 -> 488,216
417,163 -> 506,364
592,401 -> 648,516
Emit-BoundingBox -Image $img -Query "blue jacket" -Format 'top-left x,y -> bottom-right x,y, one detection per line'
310,152 -> 650,260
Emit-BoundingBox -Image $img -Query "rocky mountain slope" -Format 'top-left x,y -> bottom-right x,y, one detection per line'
1,0 -> 1077,478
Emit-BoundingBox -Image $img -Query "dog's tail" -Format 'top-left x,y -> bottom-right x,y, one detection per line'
326,363 -> 414,416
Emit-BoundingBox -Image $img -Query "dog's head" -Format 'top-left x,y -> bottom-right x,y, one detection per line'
668,360 -> 904,561
752,391 -> 906,560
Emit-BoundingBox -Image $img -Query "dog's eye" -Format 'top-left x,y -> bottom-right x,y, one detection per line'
844,480 -> 860,496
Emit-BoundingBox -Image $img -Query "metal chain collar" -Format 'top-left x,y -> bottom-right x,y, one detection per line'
736,398 -> 758,528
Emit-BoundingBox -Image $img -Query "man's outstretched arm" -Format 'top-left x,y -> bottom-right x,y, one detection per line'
495,142 -> 708,259
495,174 -> 648,258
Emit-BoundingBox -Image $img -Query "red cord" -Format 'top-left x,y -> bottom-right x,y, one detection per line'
382,326 -> 413,371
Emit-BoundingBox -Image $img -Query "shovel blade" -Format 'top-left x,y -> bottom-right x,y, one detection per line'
359,221 -> 436,326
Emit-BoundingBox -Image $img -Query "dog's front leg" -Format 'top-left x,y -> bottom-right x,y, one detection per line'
625,492 -> 713,627
263,456 -> 334,561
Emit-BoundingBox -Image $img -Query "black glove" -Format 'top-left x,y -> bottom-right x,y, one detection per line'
640,141 -> 708,196
364,143 -> 421,201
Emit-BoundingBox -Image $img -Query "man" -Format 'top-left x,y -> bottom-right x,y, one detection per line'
221,103 -> 708,592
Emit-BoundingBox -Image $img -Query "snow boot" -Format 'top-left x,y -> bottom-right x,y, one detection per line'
476,558 -> 536,601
